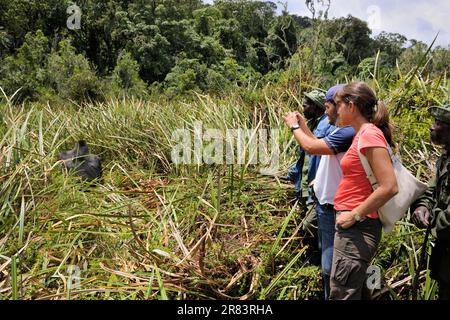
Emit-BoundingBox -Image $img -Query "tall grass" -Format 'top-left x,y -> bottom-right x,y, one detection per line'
0,62 -> 448,300
0,89 -> 308,300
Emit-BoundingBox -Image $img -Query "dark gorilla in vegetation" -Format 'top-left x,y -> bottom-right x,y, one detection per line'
59,140 -> 102,181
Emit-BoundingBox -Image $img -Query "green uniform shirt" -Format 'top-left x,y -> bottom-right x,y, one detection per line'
413,151 -> 450,241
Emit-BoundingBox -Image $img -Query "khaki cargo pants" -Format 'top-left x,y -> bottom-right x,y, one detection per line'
329,215 -> 382,300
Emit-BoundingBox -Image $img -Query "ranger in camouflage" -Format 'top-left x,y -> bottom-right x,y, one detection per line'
411,104 -> 450,300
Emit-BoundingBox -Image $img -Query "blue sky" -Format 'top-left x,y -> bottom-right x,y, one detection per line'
203,0 -> 450,47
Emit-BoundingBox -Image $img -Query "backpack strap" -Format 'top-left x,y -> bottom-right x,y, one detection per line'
357,134 -> 394,191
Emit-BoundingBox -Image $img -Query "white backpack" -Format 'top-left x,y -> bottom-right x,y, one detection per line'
357,139 -> 428,233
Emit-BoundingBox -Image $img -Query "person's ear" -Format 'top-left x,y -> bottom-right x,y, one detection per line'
348,101 -> 356,113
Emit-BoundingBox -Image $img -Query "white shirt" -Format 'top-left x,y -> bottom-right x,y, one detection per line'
313,152 -> 345,205
312,126 -> 355,205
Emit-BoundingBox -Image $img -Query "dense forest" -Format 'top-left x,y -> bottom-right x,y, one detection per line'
1,0 -> 450,301
1,0 -> 449,102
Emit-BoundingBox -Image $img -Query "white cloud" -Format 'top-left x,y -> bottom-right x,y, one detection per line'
202,0 -> 450,46
294,0 -> 450,46
378,0 -> 450,46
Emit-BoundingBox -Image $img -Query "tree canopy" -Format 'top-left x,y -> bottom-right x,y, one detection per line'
0,0 -> 449,102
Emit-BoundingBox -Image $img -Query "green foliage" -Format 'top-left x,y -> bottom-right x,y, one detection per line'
214,0 -> 276,40
357,53 -> 391,81
267,13 -> 298,70
164,58 -> 209,95
429,45 -> 450,77
373,32 -> 407,67
214,57 -> 262,87
47,40 -> 101,102
214,17 -> 250,63
0,0 -> 67,51
1,0 -> 450,102
390,85 -> 439,151
109,51 -> 148,98
323,15 -> 374,67
193,6 -> 222,36
164,55 -> 261,97
399,41 -> 431,75
0,30 -> 49,101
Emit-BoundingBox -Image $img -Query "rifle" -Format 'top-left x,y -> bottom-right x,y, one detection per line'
412,224 -> 431,300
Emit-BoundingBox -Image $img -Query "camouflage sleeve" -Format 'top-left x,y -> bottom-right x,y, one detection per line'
411,175 -> 436,212
434,194 -> 450,242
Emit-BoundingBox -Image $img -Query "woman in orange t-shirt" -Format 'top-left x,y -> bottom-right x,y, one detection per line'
329,82 -> 398,300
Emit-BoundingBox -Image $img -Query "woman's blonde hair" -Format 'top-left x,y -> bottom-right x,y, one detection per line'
335,81 -> 394,147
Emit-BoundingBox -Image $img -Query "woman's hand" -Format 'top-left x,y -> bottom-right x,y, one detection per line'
336,211 -> 356,230
284,112 -> 299,128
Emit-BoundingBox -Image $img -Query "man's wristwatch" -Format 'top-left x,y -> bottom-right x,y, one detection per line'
291,124 -> 300,132
353,210 -> 362,222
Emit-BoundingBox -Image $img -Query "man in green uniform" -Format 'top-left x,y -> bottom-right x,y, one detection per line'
411,104 -> 450,300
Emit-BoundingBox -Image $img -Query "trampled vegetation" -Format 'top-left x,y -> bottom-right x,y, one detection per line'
1,0 -> 450,300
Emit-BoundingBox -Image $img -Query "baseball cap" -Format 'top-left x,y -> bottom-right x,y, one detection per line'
326,84 -> 346,102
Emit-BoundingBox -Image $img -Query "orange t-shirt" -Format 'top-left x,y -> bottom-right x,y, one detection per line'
334,123 -> 388,219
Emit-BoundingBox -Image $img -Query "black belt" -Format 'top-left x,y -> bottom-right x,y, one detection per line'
321,203 -> 335,210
